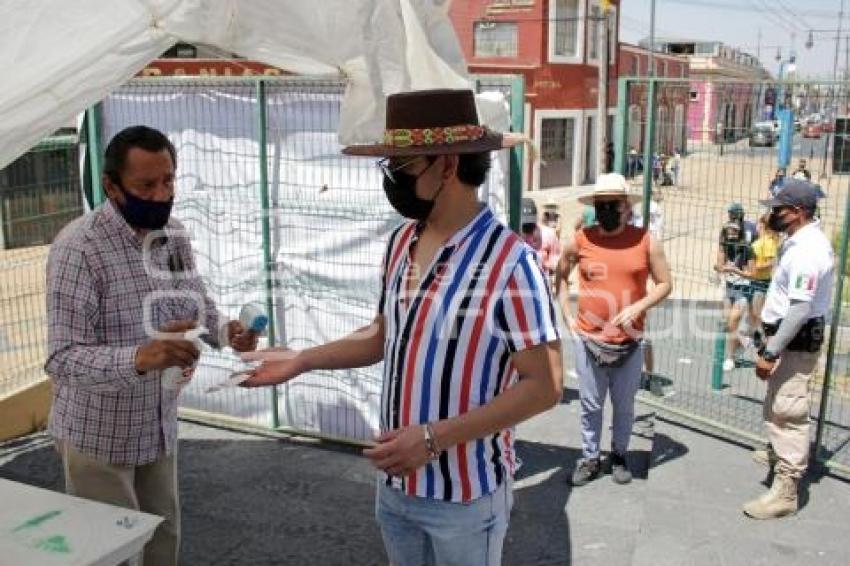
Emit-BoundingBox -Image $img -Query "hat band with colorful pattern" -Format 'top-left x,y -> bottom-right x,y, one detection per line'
382,125 -> 486,148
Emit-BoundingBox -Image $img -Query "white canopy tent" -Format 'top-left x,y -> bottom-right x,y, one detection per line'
0,0 -> 470,170
1,0 -> 521,441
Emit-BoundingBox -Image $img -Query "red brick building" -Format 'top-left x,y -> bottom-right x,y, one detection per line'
450,0 -> 620,190
618,43 -> 690,155
450,1 -> 689,191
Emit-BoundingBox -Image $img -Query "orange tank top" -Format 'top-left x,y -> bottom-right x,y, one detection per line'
574,225 -> 651,344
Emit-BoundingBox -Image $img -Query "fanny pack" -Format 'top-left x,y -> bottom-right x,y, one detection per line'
582,337 -> 641,368
763,316 -> 825,353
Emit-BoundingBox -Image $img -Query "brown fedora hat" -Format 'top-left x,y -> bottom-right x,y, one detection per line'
342,89 -> 505,157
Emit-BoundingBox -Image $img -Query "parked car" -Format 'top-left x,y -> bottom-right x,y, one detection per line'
803,122 -> 823,138
822,120 -> 835,133
749,125 -> 776,147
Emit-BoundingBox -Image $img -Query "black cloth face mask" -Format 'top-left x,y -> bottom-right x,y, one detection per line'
594,201 -> 622,232
114,182 -> 174,230
768,208 -> 792,233
381,159 -> 442,221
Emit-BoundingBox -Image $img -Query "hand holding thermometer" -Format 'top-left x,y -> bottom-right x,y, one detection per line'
206,304 -> 269,393
239,303 -> 269,338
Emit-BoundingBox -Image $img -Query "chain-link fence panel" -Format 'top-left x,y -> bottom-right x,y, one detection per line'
98,76 -> 517,444
617,77 -> 850,473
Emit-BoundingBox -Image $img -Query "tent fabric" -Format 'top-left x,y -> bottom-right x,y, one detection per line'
0,0 -> 469,170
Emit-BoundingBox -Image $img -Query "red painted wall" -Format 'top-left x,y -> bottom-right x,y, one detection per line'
450,0 -> 620,111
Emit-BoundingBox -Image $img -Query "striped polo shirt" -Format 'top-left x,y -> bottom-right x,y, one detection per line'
378,206 -> 560,503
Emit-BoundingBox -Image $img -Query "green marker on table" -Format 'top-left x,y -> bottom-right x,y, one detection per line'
12,510 -> 62,533
36,534 -> 71,554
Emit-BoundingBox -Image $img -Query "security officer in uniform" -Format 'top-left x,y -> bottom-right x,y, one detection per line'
744,179 -> 834,520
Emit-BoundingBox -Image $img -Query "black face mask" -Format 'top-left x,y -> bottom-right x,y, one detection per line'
381,161 -> 442,221
114,183 -> 174,230
595,201 -> 622,232
768,208 -> 791,233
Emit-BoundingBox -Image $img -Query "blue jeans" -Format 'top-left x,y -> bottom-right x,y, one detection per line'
375,478 -> 513,566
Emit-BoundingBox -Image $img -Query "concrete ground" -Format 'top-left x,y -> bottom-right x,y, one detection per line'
2,387 -> 848,565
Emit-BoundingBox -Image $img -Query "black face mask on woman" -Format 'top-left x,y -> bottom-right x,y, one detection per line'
381,159 -> 442,221
594,200 -> 622,232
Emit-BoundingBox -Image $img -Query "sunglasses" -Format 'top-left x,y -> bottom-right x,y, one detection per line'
376,157 -> 435,183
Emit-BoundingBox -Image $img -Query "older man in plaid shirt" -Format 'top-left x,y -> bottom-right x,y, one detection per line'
45,125 -> 257,566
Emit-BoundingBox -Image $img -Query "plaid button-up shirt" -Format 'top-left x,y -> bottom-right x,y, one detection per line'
45,201 -> 221,466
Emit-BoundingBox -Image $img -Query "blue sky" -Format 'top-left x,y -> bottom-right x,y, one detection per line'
619,0 -> 849,79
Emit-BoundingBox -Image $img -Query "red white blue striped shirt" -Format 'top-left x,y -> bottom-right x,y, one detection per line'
378,206 -> 560,502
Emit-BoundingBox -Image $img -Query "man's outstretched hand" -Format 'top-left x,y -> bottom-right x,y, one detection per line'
238,348 -> 307,387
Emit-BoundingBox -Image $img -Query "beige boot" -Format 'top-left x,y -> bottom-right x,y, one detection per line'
751,445 -> 778,468
742,474 -> 798,519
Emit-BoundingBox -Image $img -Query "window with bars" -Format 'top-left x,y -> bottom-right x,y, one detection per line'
474,21 -> 518,58
540,117 -> 576,189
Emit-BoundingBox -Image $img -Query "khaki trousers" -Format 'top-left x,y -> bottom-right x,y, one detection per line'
56,440 -> 180,566
763,350 -> 818,479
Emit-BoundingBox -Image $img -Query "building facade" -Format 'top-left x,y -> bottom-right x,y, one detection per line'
618,43 -> 690,155
450,0 -> 621,190
643,39 -> 771,144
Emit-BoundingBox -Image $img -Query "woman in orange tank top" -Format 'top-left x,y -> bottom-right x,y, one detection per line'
553,174 -> 672,487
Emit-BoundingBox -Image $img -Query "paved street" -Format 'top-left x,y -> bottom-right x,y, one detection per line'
2,401 -> 848,565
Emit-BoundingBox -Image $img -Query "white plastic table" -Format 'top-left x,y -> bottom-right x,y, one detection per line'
0,478 -> 162,565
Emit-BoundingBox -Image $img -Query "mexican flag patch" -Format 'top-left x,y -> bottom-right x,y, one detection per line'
795,274 -> 816,291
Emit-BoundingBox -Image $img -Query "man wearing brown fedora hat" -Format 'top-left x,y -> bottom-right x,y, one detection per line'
240,89 -> 562,564
556,173 -> 672,487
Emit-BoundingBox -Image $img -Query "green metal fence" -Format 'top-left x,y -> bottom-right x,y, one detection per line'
615,76 -> 850,474
81,75 -> 525,444
0,134 -> 84,401
0,135 -> 83,250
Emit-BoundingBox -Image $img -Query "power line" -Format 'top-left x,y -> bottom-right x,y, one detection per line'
755,0 -> 805,33
774,0 -> 812,30
748,0 -> 802,35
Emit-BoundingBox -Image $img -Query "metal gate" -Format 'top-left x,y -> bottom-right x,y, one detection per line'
615,77 -> 850,474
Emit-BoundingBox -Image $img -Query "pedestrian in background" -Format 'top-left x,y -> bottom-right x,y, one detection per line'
540,200 -> 563,284
769,167 -> 786,196
792,158 -> 811,181
744,180 -> 833,520
556,173 -> 672,486
670,148 -> 682,186
714,218 -> 754,372
744,214 -> 781,338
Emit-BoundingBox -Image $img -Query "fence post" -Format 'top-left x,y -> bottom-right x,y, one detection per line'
777,108 -> 794,169
641,78 -> 657,221
614,78 -> 629,176
86,104 -> 104,206
712,319 -> 726,391
814,186 -> 850,460
256,79 -> 280,429
509,75 -> 525,232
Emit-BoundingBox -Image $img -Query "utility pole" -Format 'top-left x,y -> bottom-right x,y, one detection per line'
648,0 -> 656,78
757,28 -> 762,62
833,0 -> 845,110
596,6 -> 610,178
641,0 -> 658,223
